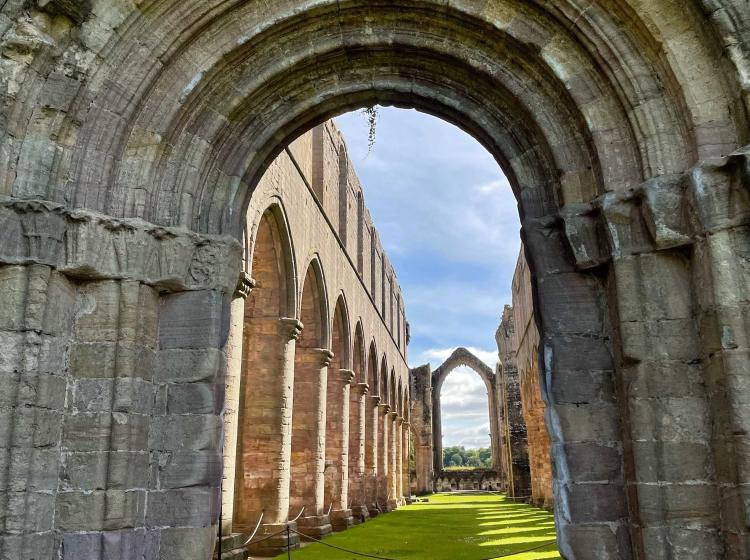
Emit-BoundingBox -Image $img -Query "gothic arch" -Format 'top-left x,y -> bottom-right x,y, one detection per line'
431,348 -> 502,476
1,1 -> 748,557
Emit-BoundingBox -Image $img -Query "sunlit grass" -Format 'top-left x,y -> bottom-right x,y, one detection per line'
270,493 -> 561,559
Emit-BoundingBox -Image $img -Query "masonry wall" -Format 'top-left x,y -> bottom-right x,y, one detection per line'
510,250 -> 553,509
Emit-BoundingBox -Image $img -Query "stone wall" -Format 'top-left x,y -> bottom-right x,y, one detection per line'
495,309 -> 532,500
509,250 -> 553,509
434,471 -> 503,492
1,1 -> 749,558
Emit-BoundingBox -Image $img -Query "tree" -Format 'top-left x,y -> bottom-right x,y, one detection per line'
449,453 -> 464,467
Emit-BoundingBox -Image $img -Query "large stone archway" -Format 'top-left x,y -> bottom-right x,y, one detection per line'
1,1 -> 749,558
431,348 -> 502,474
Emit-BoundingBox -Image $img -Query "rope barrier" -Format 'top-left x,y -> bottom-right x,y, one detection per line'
239,493 -> 558,560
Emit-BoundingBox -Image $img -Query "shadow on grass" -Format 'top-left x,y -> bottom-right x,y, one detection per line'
269,493 -> 561,560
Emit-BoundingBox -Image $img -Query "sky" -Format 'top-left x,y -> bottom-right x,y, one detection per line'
334,108 -> 522,449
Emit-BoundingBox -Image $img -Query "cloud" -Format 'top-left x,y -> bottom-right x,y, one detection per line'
334,107 -> 520,450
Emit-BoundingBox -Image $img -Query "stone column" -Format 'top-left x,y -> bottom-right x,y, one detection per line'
377,403 -> 390,510
402,422 -> 410,500
365,395 -> 381,517
236,317 -> 302,556
291,348 -> 333,538
395,417 -> 404,503
388,411 -> 399,510
348,382 -> 370,523
326,368 -> 355,531
220,273 -> 254,536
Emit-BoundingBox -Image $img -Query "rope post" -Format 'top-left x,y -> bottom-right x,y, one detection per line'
287,524 -> 292,560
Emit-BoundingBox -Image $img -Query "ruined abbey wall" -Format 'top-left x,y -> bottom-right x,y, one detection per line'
1,1 -> 749,558
509,249 -> 553,509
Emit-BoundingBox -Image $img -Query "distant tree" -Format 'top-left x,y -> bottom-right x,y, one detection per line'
449,453 -> 464,467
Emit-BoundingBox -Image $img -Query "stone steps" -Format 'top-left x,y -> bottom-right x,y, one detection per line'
216,533 -> 248,560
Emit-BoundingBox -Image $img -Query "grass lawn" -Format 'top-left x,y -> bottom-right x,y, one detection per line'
271,493 -> 561,560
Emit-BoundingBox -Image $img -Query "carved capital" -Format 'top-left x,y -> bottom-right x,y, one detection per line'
279,317 -> 304,340
378,403 -> 391,414
395,416 -> 404,425
234,272 -> 256,299
339,368 -> 356,385
352,382 -> 369,396
387,411 -> 399,420
369,395 -> 381,406
316,349 -> 335,367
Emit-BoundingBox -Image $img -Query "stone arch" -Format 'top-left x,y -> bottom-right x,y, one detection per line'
325,293 -> 354,529
432,348 -> 501,475
353,322 -> 366,384
290,258 -> 332,532
232,203 -> 299,532
0,1 -> 748,557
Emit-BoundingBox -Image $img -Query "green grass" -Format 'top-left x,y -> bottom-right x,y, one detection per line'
273,493 -> 561,560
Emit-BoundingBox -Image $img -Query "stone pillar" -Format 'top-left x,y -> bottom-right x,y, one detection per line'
395,417 -> 404,502
365,395 -> 381,517
402,422 -> 410,500
220,273 -> 254,536
291,348 -> 333,538
409,365 -> 433,495
348,382 -> 370,523
377,403 -> 390,510
235,316 -> 302,556
326,368 -> 355,531
388,411 -> 399,510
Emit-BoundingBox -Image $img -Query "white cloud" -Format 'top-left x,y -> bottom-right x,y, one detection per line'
334,108 -> 520,450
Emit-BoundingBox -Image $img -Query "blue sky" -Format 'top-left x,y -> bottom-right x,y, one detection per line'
335,108 -> 522,448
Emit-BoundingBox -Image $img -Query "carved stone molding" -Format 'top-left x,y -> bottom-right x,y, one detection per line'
315,348 -> 335,367
0,197 -> 242,292
378,403 -> 391,414
369,395 -> 381,406
235,272 -> 256,299
338,368 -> 356,385
352,382 -> 369,396
387,411 -> 398,420
279,317 -> 304,340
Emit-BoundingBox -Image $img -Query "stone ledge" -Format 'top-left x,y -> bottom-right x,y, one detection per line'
0,197 -> 242,292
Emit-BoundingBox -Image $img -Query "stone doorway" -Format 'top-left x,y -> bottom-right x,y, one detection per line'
0,2 -> 748,559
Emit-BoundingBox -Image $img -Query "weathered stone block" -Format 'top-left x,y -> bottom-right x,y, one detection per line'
149,415 -> 221,451
61,451 -> 149,491
159,290 -> 228,350
62,412 -> 149,451
1,447 -> 59,492
0,531 -> 58,560
156,527 -> 214,560
166,383 -> 220,414
636,483 -> 720,525
556,482 -> 628,523
629,397 -> 710,443
639,174 -> 692,250
55,490 -> 146,532
154,348 -> 223,383
559,203 -> 610,269
156,451 -> 222,489
556,521 -> 631,560
632,441 -> 712,483
547,368 -> 614,405
546,403 -> 620,444
641,526 -> 723,559
536,272 -> 604,334
0,407 -> 62,448
1,491 -> 55,532
145,488 -> 218,527
552,442 -> 622,483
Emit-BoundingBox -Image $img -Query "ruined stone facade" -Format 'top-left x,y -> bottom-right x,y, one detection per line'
505,249 -> 554,509
1,2 -> 749,558
495,309 -> 532,500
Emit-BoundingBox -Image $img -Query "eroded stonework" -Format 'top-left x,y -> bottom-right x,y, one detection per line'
1,1 -> 749,559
